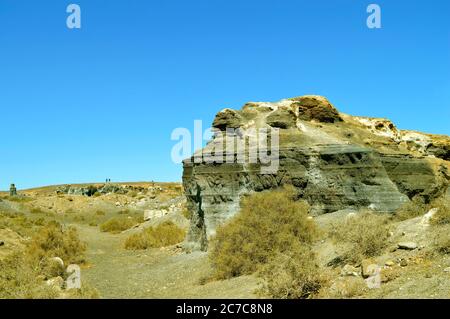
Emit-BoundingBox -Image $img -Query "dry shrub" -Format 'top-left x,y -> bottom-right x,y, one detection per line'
100,216 -> 140,233
30,207 -> 46,214
26,222 -> 87,267
0,211 -> 49,237
433,225 -> 450,255
124,221 -> 185,250
394,197 -> 429,221
319,276 -> 367,299
258,243 -> 326,299
0,221 -> 92,299
128,191 -> 138,198
430,198 -> 450,226
209,186 -> 317,280
331,211 -> 390,263
0,252 -> 58,299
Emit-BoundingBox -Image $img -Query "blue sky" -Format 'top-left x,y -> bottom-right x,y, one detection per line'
0,0 -> 449,190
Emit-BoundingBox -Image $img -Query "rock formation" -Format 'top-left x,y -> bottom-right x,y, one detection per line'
183,95 -> 450,251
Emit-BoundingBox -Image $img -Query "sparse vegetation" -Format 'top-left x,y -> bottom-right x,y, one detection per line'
26,222 -> 87,267
330,211 -> 390,263
394,197 -> 429,221
209,186 -> 317,280
430,198 -> 450,225
258,244 -> 326,299
128,191 -> 138,198
124,221 -> 185,250
0,220 -> 92,299
99,215 -> 142,233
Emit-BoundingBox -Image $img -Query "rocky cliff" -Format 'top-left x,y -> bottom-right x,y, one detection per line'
183,95 -> 450,251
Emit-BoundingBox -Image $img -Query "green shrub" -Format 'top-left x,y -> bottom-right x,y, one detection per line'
209,186 -> 317,279
100,216 -> 139,233
330,211 -> 390,263
124,221 -> 185,250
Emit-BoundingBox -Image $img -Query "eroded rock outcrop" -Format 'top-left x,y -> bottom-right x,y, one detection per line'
183,95 -> 450,251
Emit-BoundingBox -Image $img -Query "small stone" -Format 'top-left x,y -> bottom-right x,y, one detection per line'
361,259 -> 379,278
365,273 -> 381,289
398,242 -> 418,250
46,276 -> 64,289
400,259 -> 408,267
49,257 -> 65,268
341,264 -> 360,277
385,260 -> 395,267
444,267 -> 450,273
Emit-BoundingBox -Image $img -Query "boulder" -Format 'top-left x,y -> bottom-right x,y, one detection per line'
398,242 -> 418,250
341,264 -> 360,277
212,109 -> 244,131
290,95 -> 342,123
361,259 -> 379,279
266,108 -> 297,129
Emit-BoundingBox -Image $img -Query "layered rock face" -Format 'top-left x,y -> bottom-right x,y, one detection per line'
183,95 -> 450,251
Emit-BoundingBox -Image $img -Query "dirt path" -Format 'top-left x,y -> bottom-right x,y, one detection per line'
76,225 -> 259,299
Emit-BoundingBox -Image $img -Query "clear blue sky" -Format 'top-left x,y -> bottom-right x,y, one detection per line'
1,0 -> 449,190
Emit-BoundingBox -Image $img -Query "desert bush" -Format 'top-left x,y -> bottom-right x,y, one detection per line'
0,252 -> 58,299
0,211 -> 41,237
30,207 -> 46,214
209,186 -> 317,279
0,221 -> 90,299
330,211 -> 390,263
319,276 -> 367,299
128,191 -> 138,198
7,196 -> 32,203
394,197 -> 429,221
433,226 -> 450,255
95,210 -> 106,216
100,216 -> 140,233
258,243 -> 325,299
26,222 -> 87,267
124,221 -> 185,250
430,198 -> 450,225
